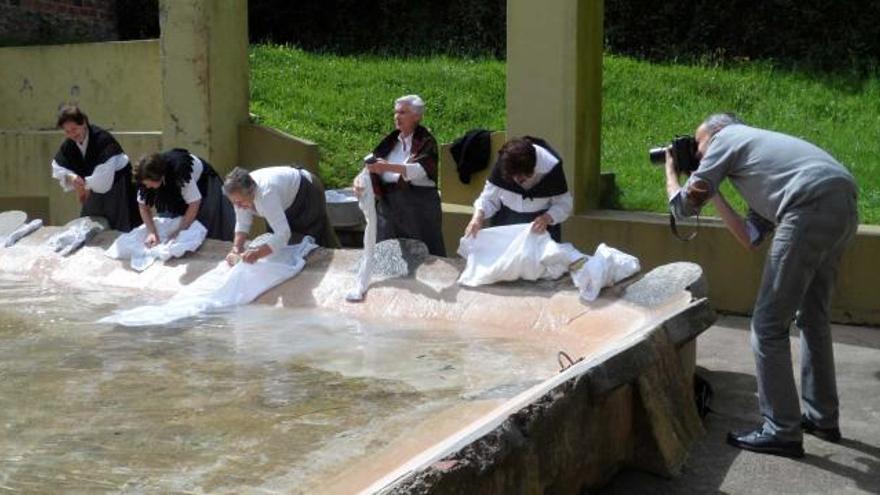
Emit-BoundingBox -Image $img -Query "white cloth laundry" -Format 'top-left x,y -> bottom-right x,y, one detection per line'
570,243 -> 641,302
100,236 -> 319,327
457,224 -> 584,286
45,217 -> 106,256
104,217 -> 207,271
325,189 -> 358,203
457,224 -> 640,302
346,169 -> 376,302
3,219 -> 43,247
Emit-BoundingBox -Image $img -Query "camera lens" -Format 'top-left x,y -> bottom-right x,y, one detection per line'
648,147 -> 667,164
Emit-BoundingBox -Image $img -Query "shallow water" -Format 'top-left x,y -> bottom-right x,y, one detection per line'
0,275 -> 562,494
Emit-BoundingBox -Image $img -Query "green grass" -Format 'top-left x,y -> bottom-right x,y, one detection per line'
250,45 -> 880,223
249,45 -> 505,189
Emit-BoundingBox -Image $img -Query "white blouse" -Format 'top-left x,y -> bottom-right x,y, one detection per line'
379,132 -> 436,187
473,144 -> 573,224
233,166 -> 313,253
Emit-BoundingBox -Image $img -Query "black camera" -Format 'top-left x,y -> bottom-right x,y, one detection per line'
649,135 -> 699,174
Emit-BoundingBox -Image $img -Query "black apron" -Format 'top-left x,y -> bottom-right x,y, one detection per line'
376,185 -> 446,256
490,205 -> 562,242
273,170 -> 340,248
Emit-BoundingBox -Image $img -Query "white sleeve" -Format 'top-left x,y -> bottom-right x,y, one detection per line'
403,162 -> 427,182
473,181 -> 502,219
234,206 -> 254,234
51,160 -> 76,192
182,154 -> 204,203
180,179 -> 202,204
545,191 -> 573,224
259,193 -> 291,254
84,153 -> 128,194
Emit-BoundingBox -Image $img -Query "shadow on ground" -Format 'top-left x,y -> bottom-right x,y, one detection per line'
598,316 -> 880,495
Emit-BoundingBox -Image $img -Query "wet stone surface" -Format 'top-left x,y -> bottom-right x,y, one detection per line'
354,238 -> 431,281
0,210 -> 27,237
0,274 -> 562,494
623,262 -> 705,307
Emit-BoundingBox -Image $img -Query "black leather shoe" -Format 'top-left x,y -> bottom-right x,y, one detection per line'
726,428 -> 805,458
802,415 -> 842,443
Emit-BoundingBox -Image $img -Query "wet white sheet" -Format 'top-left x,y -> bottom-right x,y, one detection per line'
457,224 -> 584,286
346,169 -> 376,302
104,217 -> 207,271
2,219 -> 42,248
457,224 -> 640,301
100,237 -> 318,326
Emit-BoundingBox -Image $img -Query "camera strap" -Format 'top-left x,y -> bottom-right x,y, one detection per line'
669,213 -> 698,241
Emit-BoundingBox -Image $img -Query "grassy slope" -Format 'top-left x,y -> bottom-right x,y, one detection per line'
250,45 -> 880,223
249,45 -> 505,189
603,55 -> 880,221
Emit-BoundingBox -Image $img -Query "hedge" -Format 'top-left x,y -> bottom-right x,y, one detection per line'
115,0 -> 878,70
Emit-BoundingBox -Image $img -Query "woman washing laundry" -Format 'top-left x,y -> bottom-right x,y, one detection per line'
135,149 -> 236,244
223,166 -> 339,265
465,136 -> 573,242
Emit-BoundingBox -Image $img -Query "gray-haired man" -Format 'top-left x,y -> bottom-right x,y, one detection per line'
665,113 -> 858,458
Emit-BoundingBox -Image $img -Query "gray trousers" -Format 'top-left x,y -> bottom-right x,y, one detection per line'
752,182 -> 858,441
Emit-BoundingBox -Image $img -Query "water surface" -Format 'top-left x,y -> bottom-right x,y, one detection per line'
0,275 -> 562,493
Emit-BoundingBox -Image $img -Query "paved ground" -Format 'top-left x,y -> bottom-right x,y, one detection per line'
600,315 -> 880,495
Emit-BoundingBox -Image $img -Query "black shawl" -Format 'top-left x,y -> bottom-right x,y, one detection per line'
138,149 -> 200,216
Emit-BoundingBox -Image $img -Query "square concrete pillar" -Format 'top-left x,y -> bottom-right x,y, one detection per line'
506,0 -> 603,212
158,0 -> 249,173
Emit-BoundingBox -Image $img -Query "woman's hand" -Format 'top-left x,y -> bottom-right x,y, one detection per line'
71,176 -> 89,204
144,233 -> 160,248
241,244 -> 272,264
465,212 -> 484,238
241,248 -> 261,264
530,213 -> 553,234
225,245 -> 243,266
225,250 -> 241,266
366,159 -> 389,174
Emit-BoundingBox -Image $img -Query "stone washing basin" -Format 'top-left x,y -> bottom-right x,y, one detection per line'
0,227 -> 715,494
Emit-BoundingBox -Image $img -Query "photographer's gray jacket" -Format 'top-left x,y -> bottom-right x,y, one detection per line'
670,124 -> 856,227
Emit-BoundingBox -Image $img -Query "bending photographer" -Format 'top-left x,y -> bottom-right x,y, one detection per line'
665,113 -> 858,458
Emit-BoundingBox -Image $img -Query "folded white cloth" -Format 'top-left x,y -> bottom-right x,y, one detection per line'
570,243 -> 641,301
3,219 -> 42,248
46,217 -> 106,256
457,224 -> 584,286
100,236 -> 319,326
105,217 -> 207,271
457,224 -> 640,301
325,188 -> 358,203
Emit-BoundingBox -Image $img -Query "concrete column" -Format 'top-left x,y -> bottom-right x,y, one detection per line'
506,0 -> 604,212
158,0 -> 249,173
